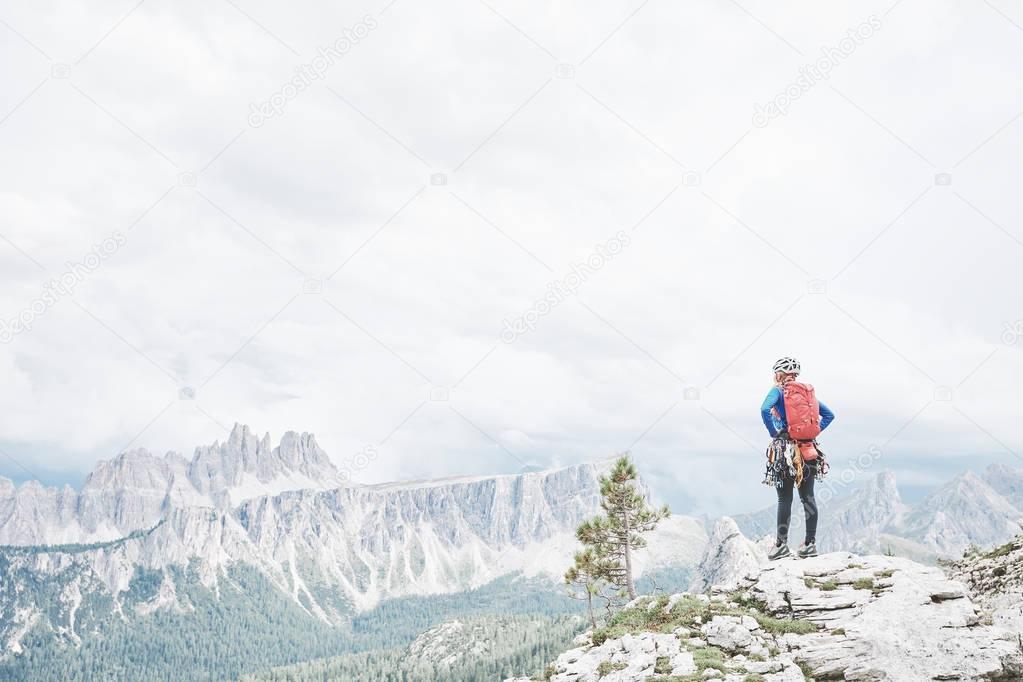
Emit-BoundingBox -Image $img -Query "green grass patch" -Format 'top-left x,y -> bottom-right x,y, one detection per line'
852,578 -> 875,590
582,589 -> 819,678
874,569 -> 894,579
820,581 -> 838,591
597,660 -> 627,677
592,593 -> 771,645
754,614 -> 817,635
730,592 -> 767,612
692,645 -> 726,671
985,541 -> 1016,559
591,624 -> 629,646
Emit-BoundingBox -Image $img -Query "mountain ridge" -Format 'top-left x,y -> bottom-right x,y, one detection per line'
732,463 -> 1023,560
0,424 -> 345,547
0,429 -> 706,660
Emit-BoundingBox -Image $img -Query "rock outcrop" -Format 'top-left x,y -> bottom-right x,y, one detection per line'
688,516 -> 766,593
511,524 -> 1023,681
948,535 -> 1023,636
741,552 -> 1022,681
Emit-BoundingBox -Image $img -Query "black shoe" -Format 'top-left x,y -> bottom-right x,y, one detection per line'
797,542 -> 818,558
768,544 -> 791,561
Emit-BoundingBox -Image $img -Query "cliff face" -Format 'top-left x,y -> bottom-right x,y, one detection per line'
229,459 -> 615,612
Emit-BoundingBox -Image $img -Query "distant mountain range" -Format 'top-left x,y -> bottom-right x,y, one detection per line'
733,463 -> 1023,561
0,424 -> 704,664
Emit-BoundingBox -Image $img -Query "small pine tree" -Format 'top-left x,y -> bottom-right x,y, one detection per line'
574,455 -> 669,601
564,548 -> 606,629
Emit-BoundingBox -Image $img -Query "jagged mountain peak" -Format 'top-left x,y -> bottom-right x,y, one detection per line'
836,470 -> 903,516
187,425 -> 343,506
689,516 -> 765,593
0,426 -> 349,547
936,465 -> 1023,503
982,461 -> 1023,509
137,422 -> 329,473
0,476 -> 72,497
82,447 -> 175,491
916,468 -> 1007,509
226,422 -> 261,450
983,461 -> 1022,481
952,468 -> 987,487
901,465 -> 1022,556
867,469 -> 900,496
836,469 -> 904,518
274,430 -> 331,471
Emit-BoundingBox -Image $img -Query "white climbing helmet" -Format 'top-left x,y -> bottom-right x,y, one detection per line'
772,357 -> 801,375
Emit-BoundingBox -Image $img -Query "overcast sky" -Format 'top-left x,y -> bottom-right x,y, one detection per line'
1,0 -> 1021,515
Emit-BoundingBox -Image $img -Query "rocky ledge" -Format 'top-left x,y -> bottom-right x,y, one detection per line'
947,535 -> 1023,636
509,524 -> 1023,681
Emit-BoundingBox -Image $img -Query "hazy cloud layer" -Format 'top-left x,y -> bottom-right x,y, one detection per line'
1,0 -> 1021,514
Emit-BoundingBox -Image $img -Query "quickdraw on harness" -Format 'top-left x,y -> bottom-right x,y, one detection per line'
762,434 -> 828,488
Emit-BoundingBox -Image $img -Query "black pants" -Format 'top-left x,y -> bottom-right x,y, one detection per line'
776,459 -> 818,546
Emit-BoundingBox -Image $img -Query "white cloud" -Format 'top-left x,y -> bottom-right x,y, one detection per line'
1,0 -> 1021,514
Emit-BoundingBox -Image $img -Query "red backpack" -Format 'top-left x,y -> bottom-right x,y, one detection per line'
782,382 -> 821,442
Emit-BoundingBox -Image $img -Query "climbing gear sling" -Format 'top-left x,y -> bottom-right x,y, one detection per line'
763,434 -> 828,488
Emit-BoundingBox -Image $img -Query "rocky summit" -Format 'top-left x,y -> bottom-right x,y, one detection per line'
948,535 -> 1023,637
509,519 -> 1023,682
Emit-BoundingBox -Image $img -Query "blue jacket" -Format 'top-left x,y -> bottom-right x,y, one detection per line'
760,386 -> 834,438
